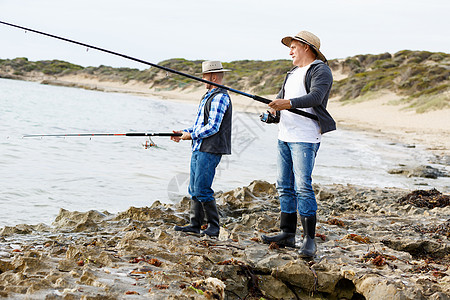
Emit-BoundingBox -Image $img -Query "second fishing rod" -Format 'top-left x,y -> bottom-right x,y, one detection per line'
0,20 -> 318,121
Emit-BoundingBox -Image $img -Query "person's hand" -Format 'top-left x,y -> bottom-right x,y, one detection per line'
268,99 -> 292,111
181,132 -> 192,140
171,130 -> 183,142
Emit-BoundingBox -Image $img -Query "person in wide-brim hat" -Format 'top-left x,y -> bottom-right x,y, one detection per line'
281,31 -> 327,63
200,60 -> 231,74
171,59 -> 232,239
261,29 -> 335,260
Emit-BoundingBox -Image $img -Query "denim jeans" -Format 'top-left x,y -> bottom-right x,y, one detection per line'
188,150 -> 222,203
277,140 -> 320,216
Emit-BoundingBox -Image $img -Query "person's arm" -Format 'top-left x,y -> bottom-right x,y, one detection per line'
191,94 -> 230,140
269,64 -> 332,110
289,64 -> 333,108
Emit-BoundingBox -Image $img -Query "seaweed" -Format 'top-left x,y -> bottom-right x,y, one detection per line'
398,189 -> 450,208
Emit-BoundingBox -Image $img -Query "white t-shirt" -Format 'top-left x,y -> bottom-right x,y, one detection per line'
278,64 -> 321,143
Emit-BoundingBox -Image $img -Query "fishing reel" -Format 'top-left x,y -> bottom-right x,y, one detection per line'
142,137 -> 157,149
260,110 -> 280,124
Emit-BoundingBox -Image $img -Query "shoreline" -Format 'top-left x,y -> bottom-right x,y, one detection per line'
4,73 -> 450,157
49,74 -> 450,158
3,74 -> 449,158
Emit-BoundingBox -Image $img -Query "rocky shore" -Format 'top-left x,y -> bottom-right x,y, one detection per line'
0,181 -> 449,299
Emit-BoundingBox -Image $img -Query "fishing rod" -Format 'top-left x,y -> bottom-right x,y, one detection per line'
22,132 -> 182,148
22,132 -> 182,138
0,20 -> 318,121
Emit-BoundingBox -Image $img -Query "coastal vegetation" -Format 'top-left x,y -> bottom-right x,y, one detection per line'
0,50 -> 449,112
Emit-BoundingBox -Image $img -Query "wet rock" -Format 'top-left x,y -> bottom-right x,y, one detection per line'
0,181 -> 449,299
211,264 -> 249,298
244,246 -> 270,267
313,261 -> 343,293
115,206 -> 182,224
272,260 -> 315,290
57,259 -> 75,272
77,270 -> 103,287
254,253 -> 295,273
191,277 -> 226,299
0,259 -> 14,273
74,218 -> 99,232
355,274 -> 424,300
26,278 -> 53,294
382,238 -> 449,259
0,224 -> 33,236
246,180 -> 276,196
389,165 -> 448,178
53,209 -> 108,230
258,275 -> 296,299
12,253 -> 48,273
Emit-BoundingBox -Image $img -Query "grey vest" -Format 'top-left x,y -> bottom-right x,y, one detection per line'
199,88 -> 232,155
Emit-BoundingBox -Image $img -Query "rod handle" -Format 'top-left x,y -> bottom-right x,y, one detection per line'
252,95 -> 272,104
155,133 -> 183,136
125,132 -> 183,137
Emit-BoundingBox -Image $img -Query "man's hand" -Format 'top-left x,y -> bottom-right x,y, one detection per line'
181,132 -> 192,140
171,130 -> 183,142
268,99 -> 292,111
171,130 -> 192,142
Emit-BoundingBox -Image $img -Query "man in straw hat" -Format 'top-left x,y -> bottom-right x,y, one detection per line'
261,31 -> 336,258
171,61 -> 232,238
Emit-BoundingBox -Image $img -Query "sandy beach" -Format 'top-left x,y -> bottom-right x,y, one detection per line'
45,74 -> 449,159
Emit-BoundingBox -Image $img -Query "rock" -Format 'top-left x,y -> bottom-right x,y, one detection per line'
244,246 -> 270,266
382,238 -> 449,259
355,274 -> 424,300
57,259 -> 75,272
0,224 -> 33,236
0,182 -> 449,299
77,270 -> 100,287
255,253 -> 295,273
74,218 -> 99,232
272,260 -> 315,290
53,209 -> 108,230
388,165 -> 448,179
259,275 -> 296,299
191,277 -> 226,300
0,260 -> 14,273
247,180 -> 276,196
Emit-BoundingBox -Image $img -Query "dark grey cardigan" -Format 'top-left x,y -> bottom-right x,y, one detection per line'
276,60 -> 336,134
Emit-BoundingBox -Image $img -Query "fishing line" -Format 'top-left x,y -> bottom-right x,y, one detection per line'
0,20 -> 318,121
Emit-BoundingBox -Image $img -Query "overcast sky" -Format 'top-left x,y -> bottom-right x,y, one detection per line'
1,0 -> 449,69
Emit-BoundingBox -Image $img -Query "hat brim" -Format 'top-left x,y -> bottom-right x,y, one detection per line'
281,36 -> 327,62
199,69 -> 231,74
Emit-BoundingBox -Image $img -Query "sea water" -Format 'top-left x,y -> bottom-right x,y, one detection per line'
1,78 -> 449,227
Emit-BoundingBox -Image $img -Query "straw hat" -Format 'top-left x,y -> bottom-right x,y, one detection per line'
201,61 -> 231,74
281,31 -> 327,62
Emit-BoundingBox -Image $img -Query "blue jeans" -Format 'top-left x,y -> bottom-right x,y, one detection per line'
277,140 -> 320,216
188,150 -> 222,203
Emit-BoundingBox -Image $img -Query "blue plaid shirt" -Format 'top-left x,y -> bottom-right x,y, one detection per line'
184,88 -> 231,151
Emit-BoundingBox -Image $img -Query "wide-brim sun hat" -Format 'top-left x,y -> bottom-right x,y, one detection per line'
201,61 -> 231,74
281,31 -> 327,63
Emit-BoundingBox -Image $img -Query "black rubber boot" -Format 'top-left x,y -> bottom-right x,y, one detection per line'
299,215 -> 317,258
261,212 -> 297,248
201,200 -> 220,237
174,198 -> 204,234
